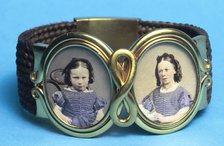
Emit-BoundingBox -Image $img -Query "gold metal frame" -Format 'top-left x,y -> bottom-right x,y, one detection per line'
110,49 -> 137,127
31,32 -> 115,137
130,28 -> 211,134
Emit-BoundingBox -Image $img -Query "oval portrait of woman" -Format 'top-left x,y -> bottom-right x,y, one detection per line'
133,42 -> 197,124
44,45 -> 112,129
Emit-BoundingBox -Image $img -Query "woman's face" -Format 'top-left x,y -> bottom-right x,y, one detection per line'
70,66 -> 89,92
157,60 -> 176,87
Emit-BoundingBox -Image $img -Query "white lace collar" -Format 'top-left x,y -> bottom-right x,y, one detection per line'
64,87 -> 94,93
160,83 -> 179,93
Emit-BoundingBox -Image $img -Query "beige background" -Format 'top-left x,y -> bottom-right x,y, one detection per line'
133,42 -> 197,104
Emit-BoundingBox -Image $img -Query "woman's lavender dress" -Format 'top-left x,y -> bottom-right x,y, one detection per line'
142,86 -> 193,116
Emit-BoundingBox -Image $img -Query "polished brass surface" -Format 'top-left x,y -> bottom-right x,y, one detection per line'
110,49 -> 137,127
76,18 -> 139,50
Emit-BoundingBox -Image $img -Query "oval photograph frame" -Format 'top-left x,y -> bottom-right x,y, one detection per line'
41,32 -> 114,137
131,29 -> 204,133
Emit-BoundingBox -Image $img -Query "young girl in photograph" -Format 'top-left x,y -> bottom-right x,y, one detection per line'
52,58 -> 106,128
141,53 -> 193,123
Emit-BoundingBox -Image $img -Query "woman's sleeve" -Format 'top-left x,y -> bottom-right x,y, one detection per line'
178,90 -> 193,109
52,91 -> 65,107
142,93 -> 154,112
94,96 -> 107,111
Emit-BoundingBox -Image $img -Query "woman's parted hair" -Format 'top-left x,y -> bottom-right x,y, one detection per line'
63,58 -> 94,86
155,53 -> 182,86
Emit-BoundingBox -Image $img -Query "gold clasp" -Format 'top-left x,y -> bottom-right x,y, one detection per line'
75,17 -> 139,50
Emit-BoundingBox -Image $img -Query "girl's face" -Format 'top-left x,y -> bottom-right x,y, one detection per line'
70,66 -> 89,92
157,60 -> 176,87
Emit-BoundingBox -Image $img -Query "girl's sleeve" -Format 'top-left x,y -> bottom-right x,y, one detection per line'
178,90 -> 193,109
94,96 -> 107,111
52,91 -> 65,107
142,93 -> 154,112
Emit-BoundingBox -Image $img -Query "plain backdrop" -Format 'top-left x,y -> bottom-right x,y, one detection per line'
0,0 -> 223,145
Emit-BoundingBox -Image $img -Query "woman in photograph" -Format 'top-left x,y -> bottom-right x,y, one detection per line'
52,58 -> 106,128
141,53 -> 193,123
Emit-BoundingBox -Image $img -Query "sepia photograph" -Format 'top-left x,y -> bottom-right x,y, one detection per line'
134,42 -> 197,124
45,46 -> 112,128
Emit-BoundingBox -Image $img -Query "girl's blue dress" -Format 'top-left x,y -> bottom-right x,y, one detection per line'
53,90 -> 106,128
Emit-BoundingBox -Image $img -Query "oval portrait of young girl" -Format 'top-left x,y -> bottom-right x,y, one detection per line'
44,45 -> 113,129
133,42 -> 198,124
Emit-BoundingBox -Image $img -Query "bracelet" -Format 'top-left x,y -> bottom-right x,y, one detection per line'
16,18 -> 212,137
